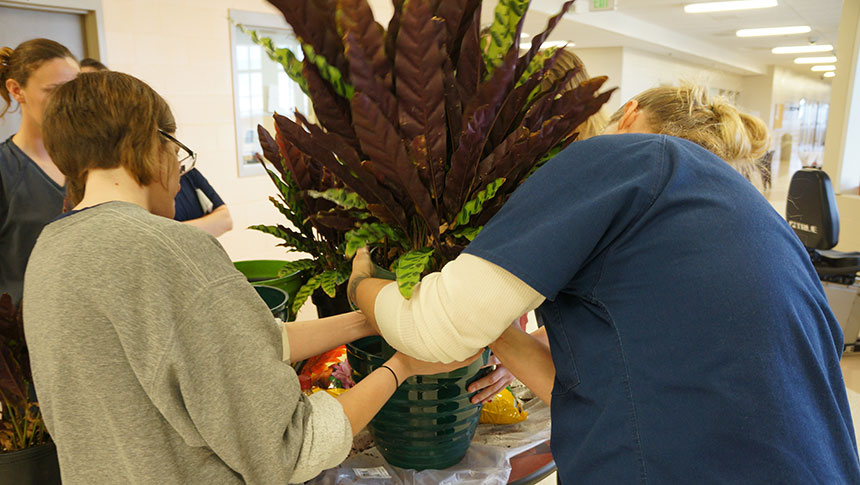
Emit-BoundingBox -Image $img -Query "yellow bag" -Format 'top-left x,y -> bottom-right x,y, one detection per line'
479,388 -> 528,424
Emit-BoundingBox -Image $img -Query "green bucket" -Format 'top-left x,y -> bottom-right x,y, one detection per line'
252,285 -> 289,321
234,260 -> 306,319
346,336 -> 489,470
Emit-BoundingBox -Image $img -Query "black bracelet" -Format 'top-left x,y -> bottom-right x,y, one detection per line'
379,364 -> 400,388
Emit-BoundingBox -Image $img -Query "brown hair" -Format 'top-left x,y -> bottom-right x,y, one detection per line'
0,38 -> 76,118
611,83 -> 770,181
541,48 -> 609,141
42,71 -> 176,205
79,58 -> 108,71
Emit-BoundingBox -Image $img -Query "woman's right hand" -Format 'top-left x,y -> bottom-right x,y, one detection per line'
467,355 -> 516,404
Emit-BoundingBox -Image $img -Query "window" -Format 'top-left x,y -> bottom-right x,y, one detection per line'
229,10 -> 311,177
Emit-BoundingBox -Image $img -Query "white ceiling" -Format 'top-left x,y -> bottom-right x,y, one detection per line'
514,0 -> 843,78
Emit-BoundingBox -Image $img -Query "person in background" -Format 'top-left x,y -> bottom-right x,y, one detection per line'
173,166 -> 234,237
349,78 -> 860,482
469,82 -> 773,404
79,57 -> 108,73
24,70 -> 477,484
541,48 -> 609,141
0,38 -> 78,303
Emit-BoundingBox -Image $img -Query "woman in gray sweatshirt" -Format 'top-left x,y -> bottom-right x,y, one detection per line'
22,70 -> 476,484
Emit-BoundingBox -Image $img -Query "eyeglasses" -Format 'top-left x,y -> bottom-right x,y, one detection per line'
158,129 -> 197,174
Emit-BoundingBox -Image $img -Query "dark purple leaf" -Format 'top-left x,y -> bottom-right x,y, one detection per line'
303,61 -> 360,149
336,0 -> 390,89
514,1 -> 575,82
268,0 -> 349,78
351,92 -> 440,238
344,31 -> 398,125
395,0 -> 447,202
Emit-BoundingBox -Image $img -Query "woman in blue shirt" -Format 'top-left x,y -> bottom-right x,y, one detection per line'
0,38 -> 78,303
349,85 -> 860,483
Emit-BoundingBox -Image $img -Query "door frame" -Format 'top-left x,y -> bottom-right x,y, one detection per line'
0,0 -> 106,61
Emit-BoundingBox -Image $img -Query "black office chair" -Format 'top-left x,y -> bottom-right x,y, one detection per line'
786,168 -> 860,285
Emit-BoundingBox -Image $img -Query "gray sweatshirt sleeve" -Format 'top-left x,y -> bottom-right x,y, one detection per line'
148,274 -> 351,483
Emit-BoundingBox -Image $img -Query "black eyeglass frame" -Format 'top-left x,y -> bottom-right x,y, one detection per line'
158,129 -> 197,174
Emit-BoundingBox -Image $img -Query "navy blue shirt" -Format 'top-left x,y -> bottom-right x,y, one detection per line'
0,137 -> 65,303
466,134 -> 859,483
173,168 -> 225,222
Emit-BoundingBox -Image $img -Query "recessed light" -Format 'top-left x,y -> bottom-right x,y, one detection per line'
810,65 -> 836,72
772,44 -> 834,54
684,0 -> 777,14
823,72 -> 836,78
736,26 -> 811,37
794,56 -> 837,64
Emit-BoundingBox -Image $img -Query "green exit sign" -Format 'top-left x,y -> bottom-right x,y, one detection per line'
590,0 -> 617,11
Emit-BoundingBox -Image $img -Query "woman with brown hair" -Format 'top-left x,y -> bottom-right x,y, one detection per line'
23,70 -> 476,484
0,38 -> 78,303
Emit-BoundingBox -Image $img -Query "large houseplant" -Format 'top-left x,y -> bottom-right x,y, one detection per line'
0,294 -> 60,484
253,0 -> 611,469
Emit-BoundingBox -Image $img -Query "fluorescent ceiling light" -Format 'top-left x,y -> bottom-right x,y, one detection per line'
794,56 -> 837,64
736,25 -> 810,37
520,33 -> 530,39
684,0 -> 777,14
519,41 -> 574,50
810,65 -> 836,72
823,72 -> 836,78
772,44 -> 834,54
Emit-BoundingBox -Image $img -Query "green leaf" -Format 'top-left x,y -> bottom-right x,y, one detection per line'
343,222 -> 408,257
517,47 -> 556,86
452,226 -> 483,242
451,178 -> 505,229
234,22 -> 309,95
302,43 -> 355,100
278,259 -> 318,277
307,188 -> 368,210
248,224 -> 317,254
525,144 -> 564,179
291,274 -> 323,315
483,0 -> 530,77
318,270 -> 339,298
393,248 -> 434,299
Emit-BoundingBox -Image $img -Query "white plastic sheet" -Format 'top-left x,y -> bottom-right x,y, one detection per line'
308,398 -> 551,485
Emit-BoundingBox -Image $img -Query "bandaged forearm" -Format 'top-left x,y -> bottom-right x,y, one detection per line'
373,254 -> 545,363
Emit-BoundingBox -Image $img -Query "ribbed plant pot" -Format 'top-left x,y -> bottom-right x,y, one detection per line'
346,336 -> 488,470
0,441 -> 61,485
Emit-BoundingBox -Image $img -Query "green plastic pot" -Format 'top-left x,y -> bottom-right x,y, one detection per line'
252,285 -> 289,321
234,260 -> 306,319
346,336 -> 489,470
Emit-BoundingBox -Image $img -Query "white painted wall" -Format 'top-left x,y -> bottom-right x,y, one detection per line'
101,0 -> 293,264
573,47 -> 624,113
619,47 -> 744,106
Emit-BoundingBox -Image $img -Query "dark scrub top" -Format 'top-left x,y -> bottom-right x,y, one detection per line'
465,134 -> 860,484
173,168 -> 225,222
0,137 -> 64,303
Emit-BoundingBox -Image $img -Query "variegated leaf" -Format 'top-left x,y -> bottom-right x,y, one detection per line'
393,248 -> 434,299
303,43 -> 355,99
291,274 -> 323,315
452,226 -> 482,242
344,222 -> 408,257
483,0 -> 529,76
307,188 -> 368,210
318,270 -> 339,298
278,259 -> 318,277
451,178 -> 505,229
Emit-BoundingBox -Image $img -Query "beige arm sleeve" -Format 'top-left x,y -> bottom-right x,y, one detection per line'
374,253 -> 545,363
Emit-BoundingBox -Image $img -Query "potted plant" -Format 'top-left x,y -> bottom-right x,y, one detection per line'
251,0 -> 611,469
0,294 -> 60,484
